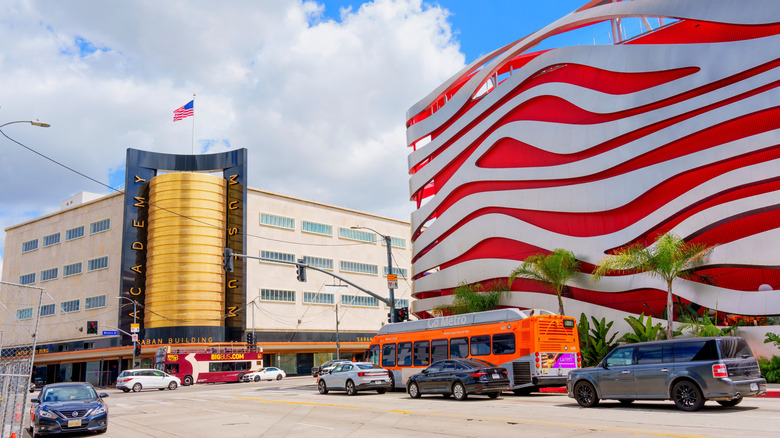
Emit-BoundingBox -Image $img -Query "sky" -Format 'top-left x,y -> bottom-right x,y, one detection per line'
0,0 -> 590,272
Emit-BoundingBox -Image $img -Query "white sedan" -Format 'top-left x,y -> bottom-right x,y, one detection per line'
243,367 -> 286,382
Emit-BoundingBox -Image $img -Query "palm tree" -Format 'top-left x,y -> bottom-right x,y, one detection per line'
591,233 -> 714,340
433,281 -> 507,315
509,249 -> 581,316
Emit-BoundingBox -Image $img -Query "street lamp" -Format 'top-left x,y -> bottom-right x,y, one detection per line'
351,226 -> 397,323
117,297 -> 138,368
0,120 -> 51,129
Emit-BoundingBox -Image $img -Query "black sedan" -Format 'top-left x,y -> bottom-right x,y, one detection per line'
407,359 -> 510,400
30,382 -> 109,436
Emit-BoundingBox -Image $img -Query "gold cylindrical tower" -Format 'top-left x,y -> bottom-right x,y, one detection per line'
145,173 -> 227,328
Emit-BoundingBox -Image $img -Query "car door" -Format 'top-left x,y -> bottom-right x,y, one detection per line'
418,362 -> 444,393
633,344 -> 672,398
151,370 -> 167,388
330,363 -> 352,389
597,347 -> 636,398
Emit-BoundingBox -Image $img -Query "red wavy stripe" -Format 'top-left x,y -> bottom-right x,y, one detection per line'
627,20 -> 780,46
692,267 -> 780,292
687,209 -> 780,246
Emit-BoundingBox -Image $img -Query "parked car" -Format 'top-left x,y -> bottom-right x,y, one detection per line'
567,337 -> 767,411
407,358 -> 510,401
29,382 -> 109,436
312,359 -> 351,377
243,367 -> 286,382
115,369 -> 181,393
317,362 -> 391,395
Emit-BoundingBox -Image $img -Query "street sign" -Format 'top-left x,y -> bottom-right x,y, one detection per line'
131,334 -> 138,342
387,274 -> 398,290
101,330 -> 118,336
131,323 -> 140,333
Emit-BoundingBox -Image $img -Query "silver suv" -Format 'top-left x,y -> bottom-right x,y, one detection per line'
567,337 -> 767,411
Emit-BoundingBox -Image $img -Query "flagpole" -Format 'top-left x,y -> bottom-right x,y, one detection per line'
191,93 -> 196,154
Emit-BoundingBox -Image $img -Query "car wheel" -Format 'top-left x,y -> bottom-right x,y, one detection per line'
121,388 -> 130,393
408,382 -> 421,399
717,397 -> 743,407
452,382 -> 468,401
672,380 -> 704,412
237,373 -> 245,383
254,375 -> 261,382
618,399 -> 634,405
183,375 -> 193,386
388,373 -> 395,392
345,380 -> 357,396
488,392 -> 500,399
376,388 -> 387,394
168,381 -> 178,390
132,383 -> 142,393
574,381 -> 599,408
276,374 -> 283,381
318,379 -> 328,394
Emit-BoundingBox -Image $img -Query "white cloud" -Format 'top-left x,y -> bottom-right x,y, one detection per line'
0,0 -> 465,257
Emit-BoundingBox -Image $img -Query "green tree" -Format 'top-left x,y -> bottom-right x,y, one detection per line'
433,281 -> 507,315
577,313 -> 617,367
620,313 -> 681,343
591,233 -> 713,340
509,249 -> 581,316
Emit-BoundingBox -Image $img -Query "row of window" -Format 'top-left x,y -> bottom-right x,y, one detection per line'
21,219 -> 111,253
19,256 -> 109,285
375,334 -> 516,368
259,212 -> 406,248
259,250 -> 407,278
15,295 -> 107,320
260,288 -> 409,308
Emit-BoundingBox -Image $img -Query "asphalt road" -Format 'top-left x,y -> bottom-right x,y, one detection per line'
25,377 -> 780,437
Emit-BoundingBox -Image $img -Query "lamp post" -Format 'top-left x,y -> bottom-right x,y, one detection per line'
117,297 -> 138,368
351,226 -> 396,323
0,120 -> 51,129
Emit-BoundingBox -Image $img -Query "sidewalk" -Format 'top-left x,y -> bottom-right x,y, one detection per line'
540,383 -> 780,398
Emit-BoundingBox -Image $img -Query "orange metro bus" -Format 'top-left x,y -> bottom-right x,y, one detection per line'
154,345 -> 263,386
366,308 -> 581,393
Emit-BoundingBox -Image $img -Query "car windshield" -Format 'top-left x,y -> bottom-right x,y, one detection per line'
356,363 -> 379,370
43,385 -> 97,402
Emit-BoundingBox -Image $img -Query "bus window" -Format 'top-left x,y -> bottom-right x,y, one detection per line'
470,335 -> 491,356
382,343 -> 396,367
492,333 -> 516,355
165,363 -> 179,374
450,337 -> 469,358
431,339 -> 448,362
368,344 -> 380,365
398,342 -> 412,367
414,341 -> 430,366
209,363 -> 220,372
236,362 -> 250,371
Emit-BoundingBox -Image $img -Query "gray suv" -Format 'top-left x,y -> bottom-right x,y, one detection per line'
567,337 -> 767,411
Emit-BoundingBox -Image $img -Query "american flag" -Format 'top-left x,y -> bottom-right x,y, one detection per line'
173,100 -> 194,121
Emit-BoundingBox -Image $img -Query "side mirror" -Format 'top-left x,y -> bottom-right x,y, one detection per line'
31,398 -> 40,403
421,369 -> 429,374
99,393 -> 109,398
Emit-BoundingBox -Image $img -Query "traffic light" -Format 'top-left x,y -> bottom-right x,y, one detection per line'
134,343 -> 141,357
223,248 -> 234,272
296,259 -> 307,282
246,332 -> 254,345
387,312 -> 392,323
87,321 -> 98,334
394,307 -> 409,322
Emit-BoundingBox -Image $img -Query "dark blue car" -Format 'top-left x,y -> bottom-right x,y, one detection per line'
407,358 -> 510,400
30,382 -> 109,436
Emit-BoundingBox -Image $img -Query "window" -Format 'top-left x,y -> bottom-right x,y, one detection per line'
43,233 -> 61,247
341,294 -> 378,307
450,337 -> 469,358
431,339 -> 448,362
65,226 -> 85,241
368,344 -> 380,365
17,308 -> 33,320
636,345 -> 667,365
338,227 -> 375,243
381,236 -> 407,249
302,221 -> 332,236
302,256 -> 333,270
303,292 -> 334,305
673,341 -> 717,362
87,256 -> 109,272
40,304 -> 56,317
470,335 -> 491,356
60,299 -> 80,313
63,262 -> 83,277
492,333 -> 516,355
22,239 -> 39,253
386,298 -> 410,309
19,273 -> 36,285
397,342 -> 412,367
260,250 -> 295,264
260,213 -> 294,230
414,341 -> 430,367
85,295 -> 106,310
340,260 -> 378,275
718,338 -> 752,359
383,267 -> 408,278
605,348 -> 634,367
41,268 -> 58,282
89,218 -> 110,234
382,343 -> 396,367
260,289 -> 295,303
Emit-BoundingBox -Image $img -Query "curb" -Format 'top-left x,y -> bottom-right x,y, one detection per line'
538,387 -> 780,398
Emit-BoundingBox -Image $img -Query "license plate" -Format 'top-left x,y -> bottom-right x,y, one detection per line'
750,383 -> 758,391
68,419 -> 82,428
492,373 -> 500,379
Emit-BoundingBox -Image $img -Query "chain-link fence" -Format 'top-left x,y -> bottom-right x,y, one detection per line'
1,282 -> 44,438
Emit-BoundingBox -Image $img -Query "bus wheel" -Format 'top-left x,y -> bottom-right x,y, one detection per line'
183,375 -> 193,386
237,373 -> 245,383
318,379 -> 328,394
452,382 -> 468,401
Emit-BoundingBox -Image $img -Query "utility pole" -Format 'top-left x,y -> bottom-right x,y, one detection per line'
335,303 -> 340,358
118,297 -> 138,368
351,226 -> 396,322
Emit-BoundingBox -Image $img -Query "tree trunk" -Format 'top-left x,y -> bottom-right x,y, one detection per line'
666,280 -> 674,340
557,288 -> 565,316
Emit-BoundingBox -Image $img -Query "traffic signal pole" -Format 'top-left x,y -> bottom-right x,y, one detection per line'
383,235 -> 397,323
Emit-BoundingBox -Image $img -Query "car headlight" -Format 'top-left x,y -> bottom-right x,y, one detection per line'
38,409 -> 57,419
92,404 -> 108,415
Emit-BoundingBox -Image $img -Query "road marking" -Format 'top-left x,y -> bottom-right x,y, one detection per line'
297,423 -> 334,430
